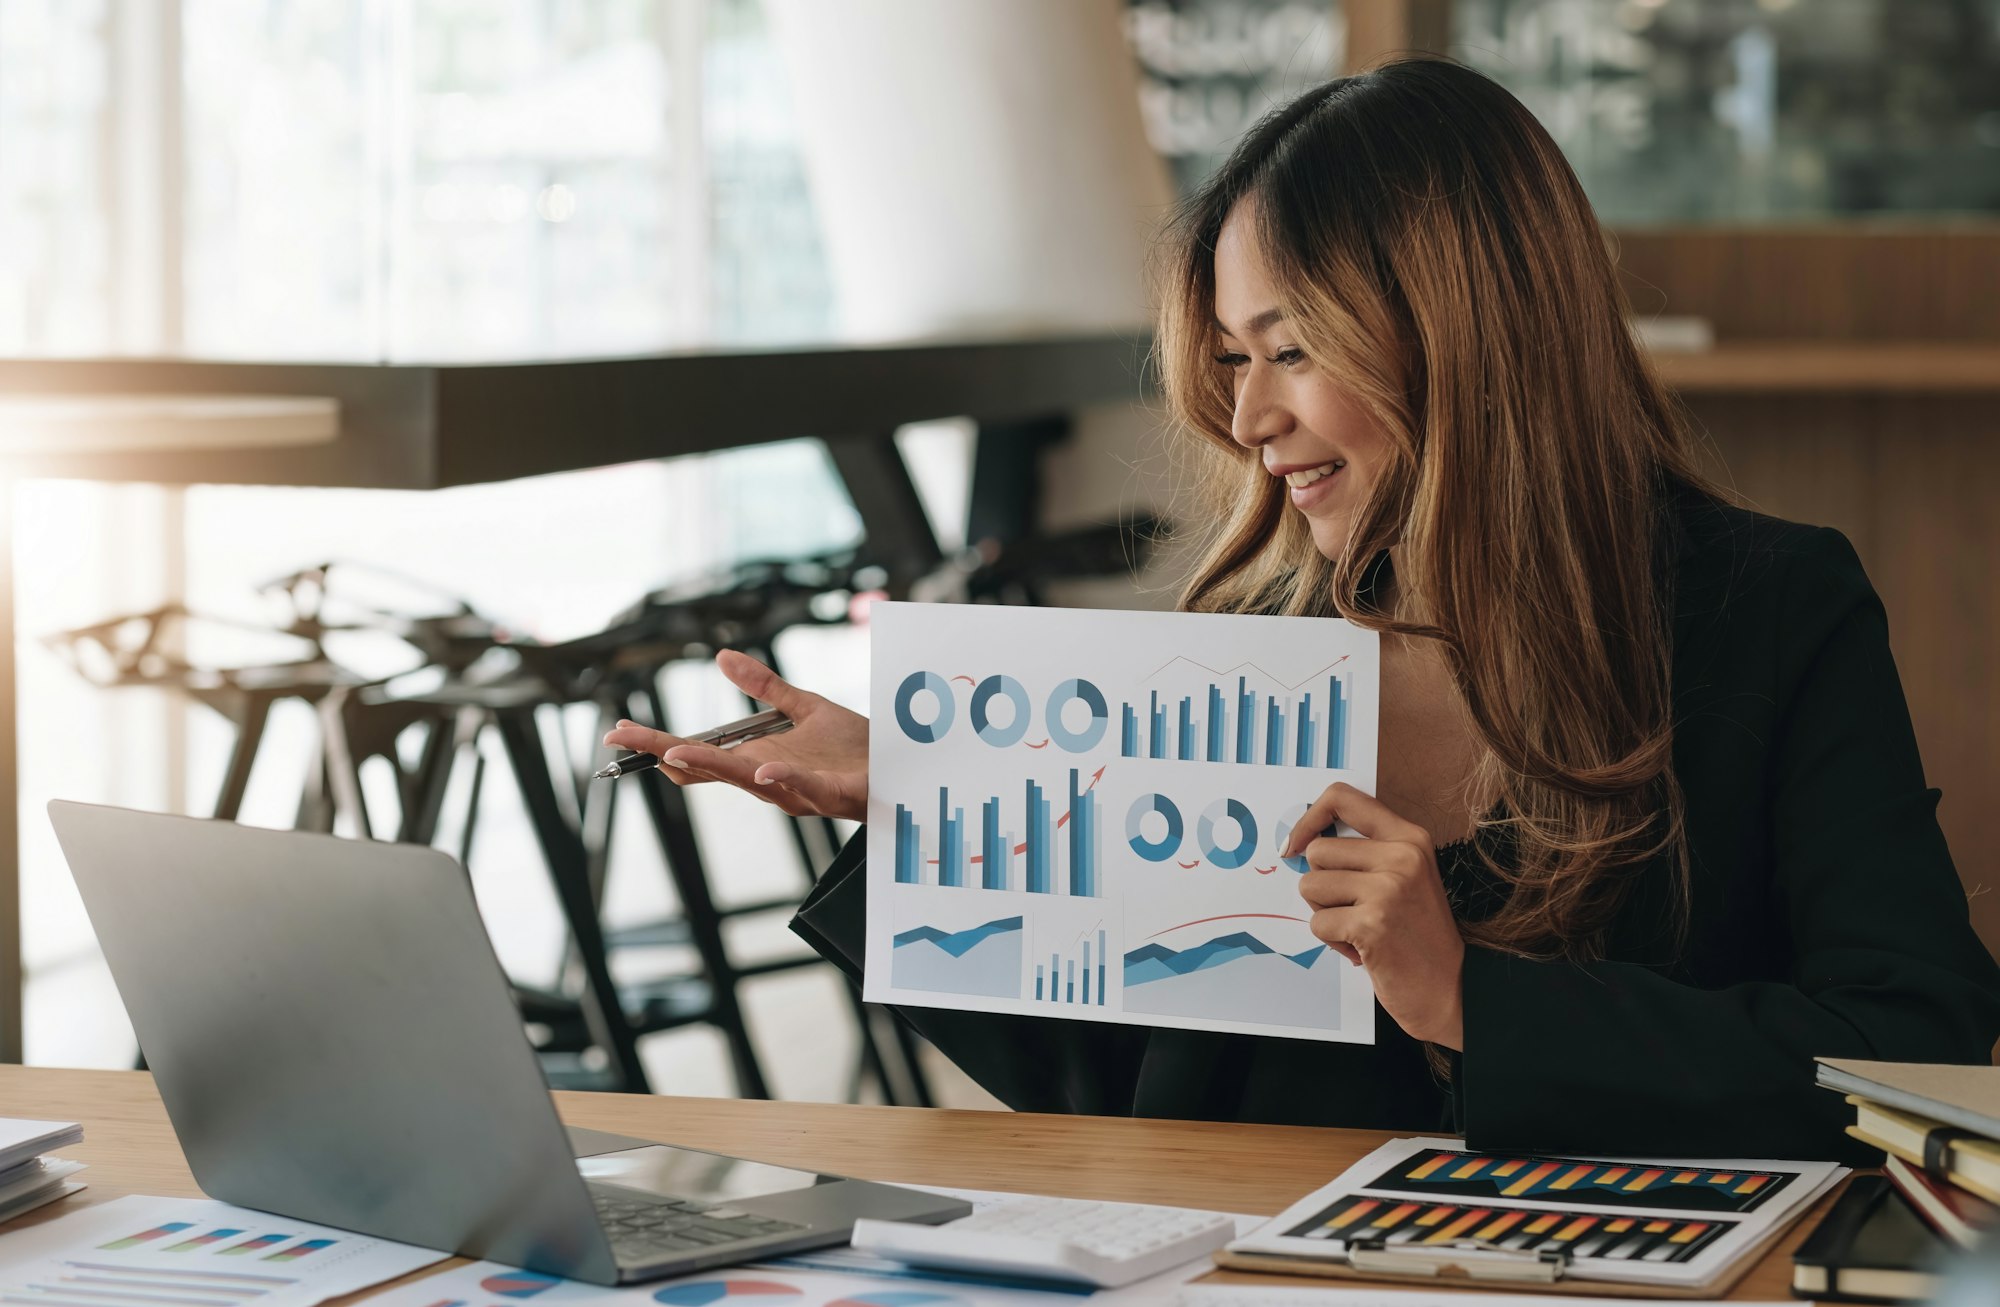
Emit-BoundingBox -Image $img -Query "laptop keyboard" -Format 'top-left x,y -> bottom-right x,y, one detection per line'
590,1185 -> 807,1263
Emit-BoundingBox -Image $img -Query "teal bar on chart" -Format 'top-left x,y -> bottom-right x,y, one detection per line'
1236,676 -> 1256,763
894,805 -> 919,884
981,797 -> 1009,890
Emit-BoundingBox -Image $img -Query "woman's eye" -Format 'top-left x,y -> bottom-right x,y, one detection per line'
1270,347 -> 1306,368
1212,351 -> 1249,368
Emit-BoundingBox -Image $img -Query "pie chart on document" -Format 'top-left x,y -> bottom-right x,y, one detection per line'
478,1271 -> 566,1299
651,1281 -> 805,1306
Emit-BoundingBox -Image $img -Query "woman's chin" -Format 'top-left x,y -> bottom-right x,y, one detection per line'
1306,514 -> 1355,563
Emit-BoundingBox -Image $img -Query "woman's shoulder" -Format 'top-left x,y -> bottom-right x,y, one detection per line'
1664,485 -> 1885,699
1666,485 -> 1873,621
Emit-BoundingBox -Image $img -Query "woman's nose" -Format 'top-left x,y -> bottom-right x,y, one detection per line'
1230,367 -> 1292,450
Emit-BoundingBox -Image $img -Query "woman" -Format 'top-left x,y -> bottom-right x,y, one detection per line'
606,58 -> 2000,1160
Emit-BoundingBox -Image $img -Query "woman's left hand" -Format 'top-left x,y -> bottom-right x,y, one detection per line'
1283,782 -> 1466,1050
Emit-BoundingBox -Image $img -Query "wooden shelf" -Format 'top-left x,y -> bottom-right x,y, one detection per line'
1652,342 -> 2000,393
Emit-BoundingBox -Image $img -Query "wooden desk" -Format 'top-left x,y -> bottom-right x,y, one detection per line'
0,1067 -> 1823,1300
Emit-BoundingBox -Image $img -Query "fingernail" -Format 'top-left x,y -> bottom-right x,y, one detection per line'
662,758 -> 689,770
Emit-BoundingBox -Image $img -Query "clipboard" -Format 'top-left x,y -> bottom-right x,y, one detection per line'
1212,1235 -> 1762,1299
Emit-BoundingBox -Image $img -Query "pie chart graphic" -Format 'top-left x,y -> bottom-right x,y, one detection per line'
826,1293 -> 966,1307
651,1282 -> 803,1306
479,1271 -> 564,1299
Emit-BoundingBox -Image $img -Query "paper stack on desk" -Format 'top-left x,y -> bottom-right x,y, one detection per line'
0,1116 -> 87,1225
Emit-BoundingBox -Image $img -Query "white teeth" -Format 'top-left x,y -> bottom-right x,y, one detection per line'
1284,461 -> 1344,488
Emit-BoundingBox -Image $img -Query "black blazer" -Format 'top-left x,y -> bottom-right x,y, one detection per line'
793,491 -> 2000,1162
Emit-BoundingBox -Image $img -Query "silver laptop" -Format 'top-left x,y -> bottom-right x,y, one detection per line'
49,800 -> 967,1285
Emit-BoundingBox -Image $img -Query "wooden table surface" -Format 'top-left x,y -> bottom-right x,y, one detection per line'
0,1066 -> 1825,1300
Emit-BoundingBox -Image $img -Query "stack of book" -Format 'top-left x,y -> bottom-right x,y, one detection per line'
1802,1058 -> 2000,1302
0,1117 -> 86,1224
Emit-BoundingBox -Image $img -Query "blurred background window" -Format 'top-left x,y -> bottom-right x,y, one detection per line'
1455,0 -> 2000,222
0,0 -> 862,1075
1125,0 -> 1343,193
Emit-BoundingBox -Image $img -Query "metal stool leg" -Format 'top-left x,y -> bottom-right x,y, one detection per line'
493,705 -> 650,1094
211,690 -> 275,821
630,684 -> 772,1100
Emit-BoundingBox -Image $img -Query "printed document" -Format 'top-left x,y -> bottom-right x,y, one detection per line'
863,603 -> 1379,1043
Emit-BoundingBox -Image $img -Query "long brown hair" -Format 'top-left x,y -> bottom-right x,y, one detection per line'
1156,58 -> 1712,962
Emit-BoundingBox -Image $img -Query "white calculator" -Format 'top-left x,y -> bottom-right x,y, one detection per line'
851,1195 -> 1238,1288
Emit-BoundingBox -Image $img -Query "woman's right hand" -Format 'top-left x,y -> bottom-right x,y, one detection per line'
600,649 -> 870,822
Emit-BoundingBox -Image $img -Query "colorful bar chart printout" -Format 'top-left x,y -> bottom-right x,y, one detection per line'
867,602 -> 1380,1042
1368,1147 -> 1796,1214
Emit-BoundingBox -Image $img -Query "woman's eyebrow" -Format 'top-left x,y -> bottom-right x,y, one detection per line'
1214,307 -> 1286,337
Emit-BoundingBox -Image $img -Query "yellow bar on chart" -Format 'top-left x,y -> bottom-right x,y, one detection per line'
1407,1154 -> 1453,1181
1549,1164 -> 1595,1191
1503,1162 -> 1561,1196
1423,1208 -> 1494,1244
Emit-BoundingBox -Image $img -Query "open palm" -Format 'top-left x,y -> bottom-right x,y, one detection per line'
600,649 -> 869,822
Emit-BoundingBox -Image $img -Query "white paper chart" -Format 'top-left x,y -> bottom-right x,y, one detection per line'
0,1194 -> 446,1307
864,603 -> 1379,1043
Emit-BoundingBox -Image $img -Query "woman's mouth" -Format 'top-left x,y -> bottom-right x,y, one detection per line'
1283,460 -> 1345,510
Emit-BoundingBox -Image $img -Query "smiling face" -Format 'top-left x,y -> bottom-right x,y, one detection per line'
1211,201 -> 1397,562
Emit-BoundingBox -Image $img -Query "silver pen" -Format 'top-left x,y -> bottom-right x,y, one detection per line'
593,707 -> 795,779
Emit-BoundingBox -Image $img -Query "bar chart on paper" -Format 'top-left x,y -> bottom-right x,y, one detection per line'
867,602 -> 1380,1043
1036,925 -> 1109,1006
0,1196 -> 446,1307
1119,663 -> 1352,770
892,767 -> 1102,895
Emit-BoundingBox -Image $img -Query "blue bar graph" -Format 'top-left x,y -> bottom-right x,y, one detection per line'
1326,675 -> 1347,769
981,798 -> 1010,890
1116,672 -> 1349,773
897,780 -> 1095,896
1235,677 -> 1256,763
938,790 -> 964,887
1026,779 -> 1052,893
1044,928 -> 1109,1007
1067,768 -> 1099,897
895,805 -> 919,883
